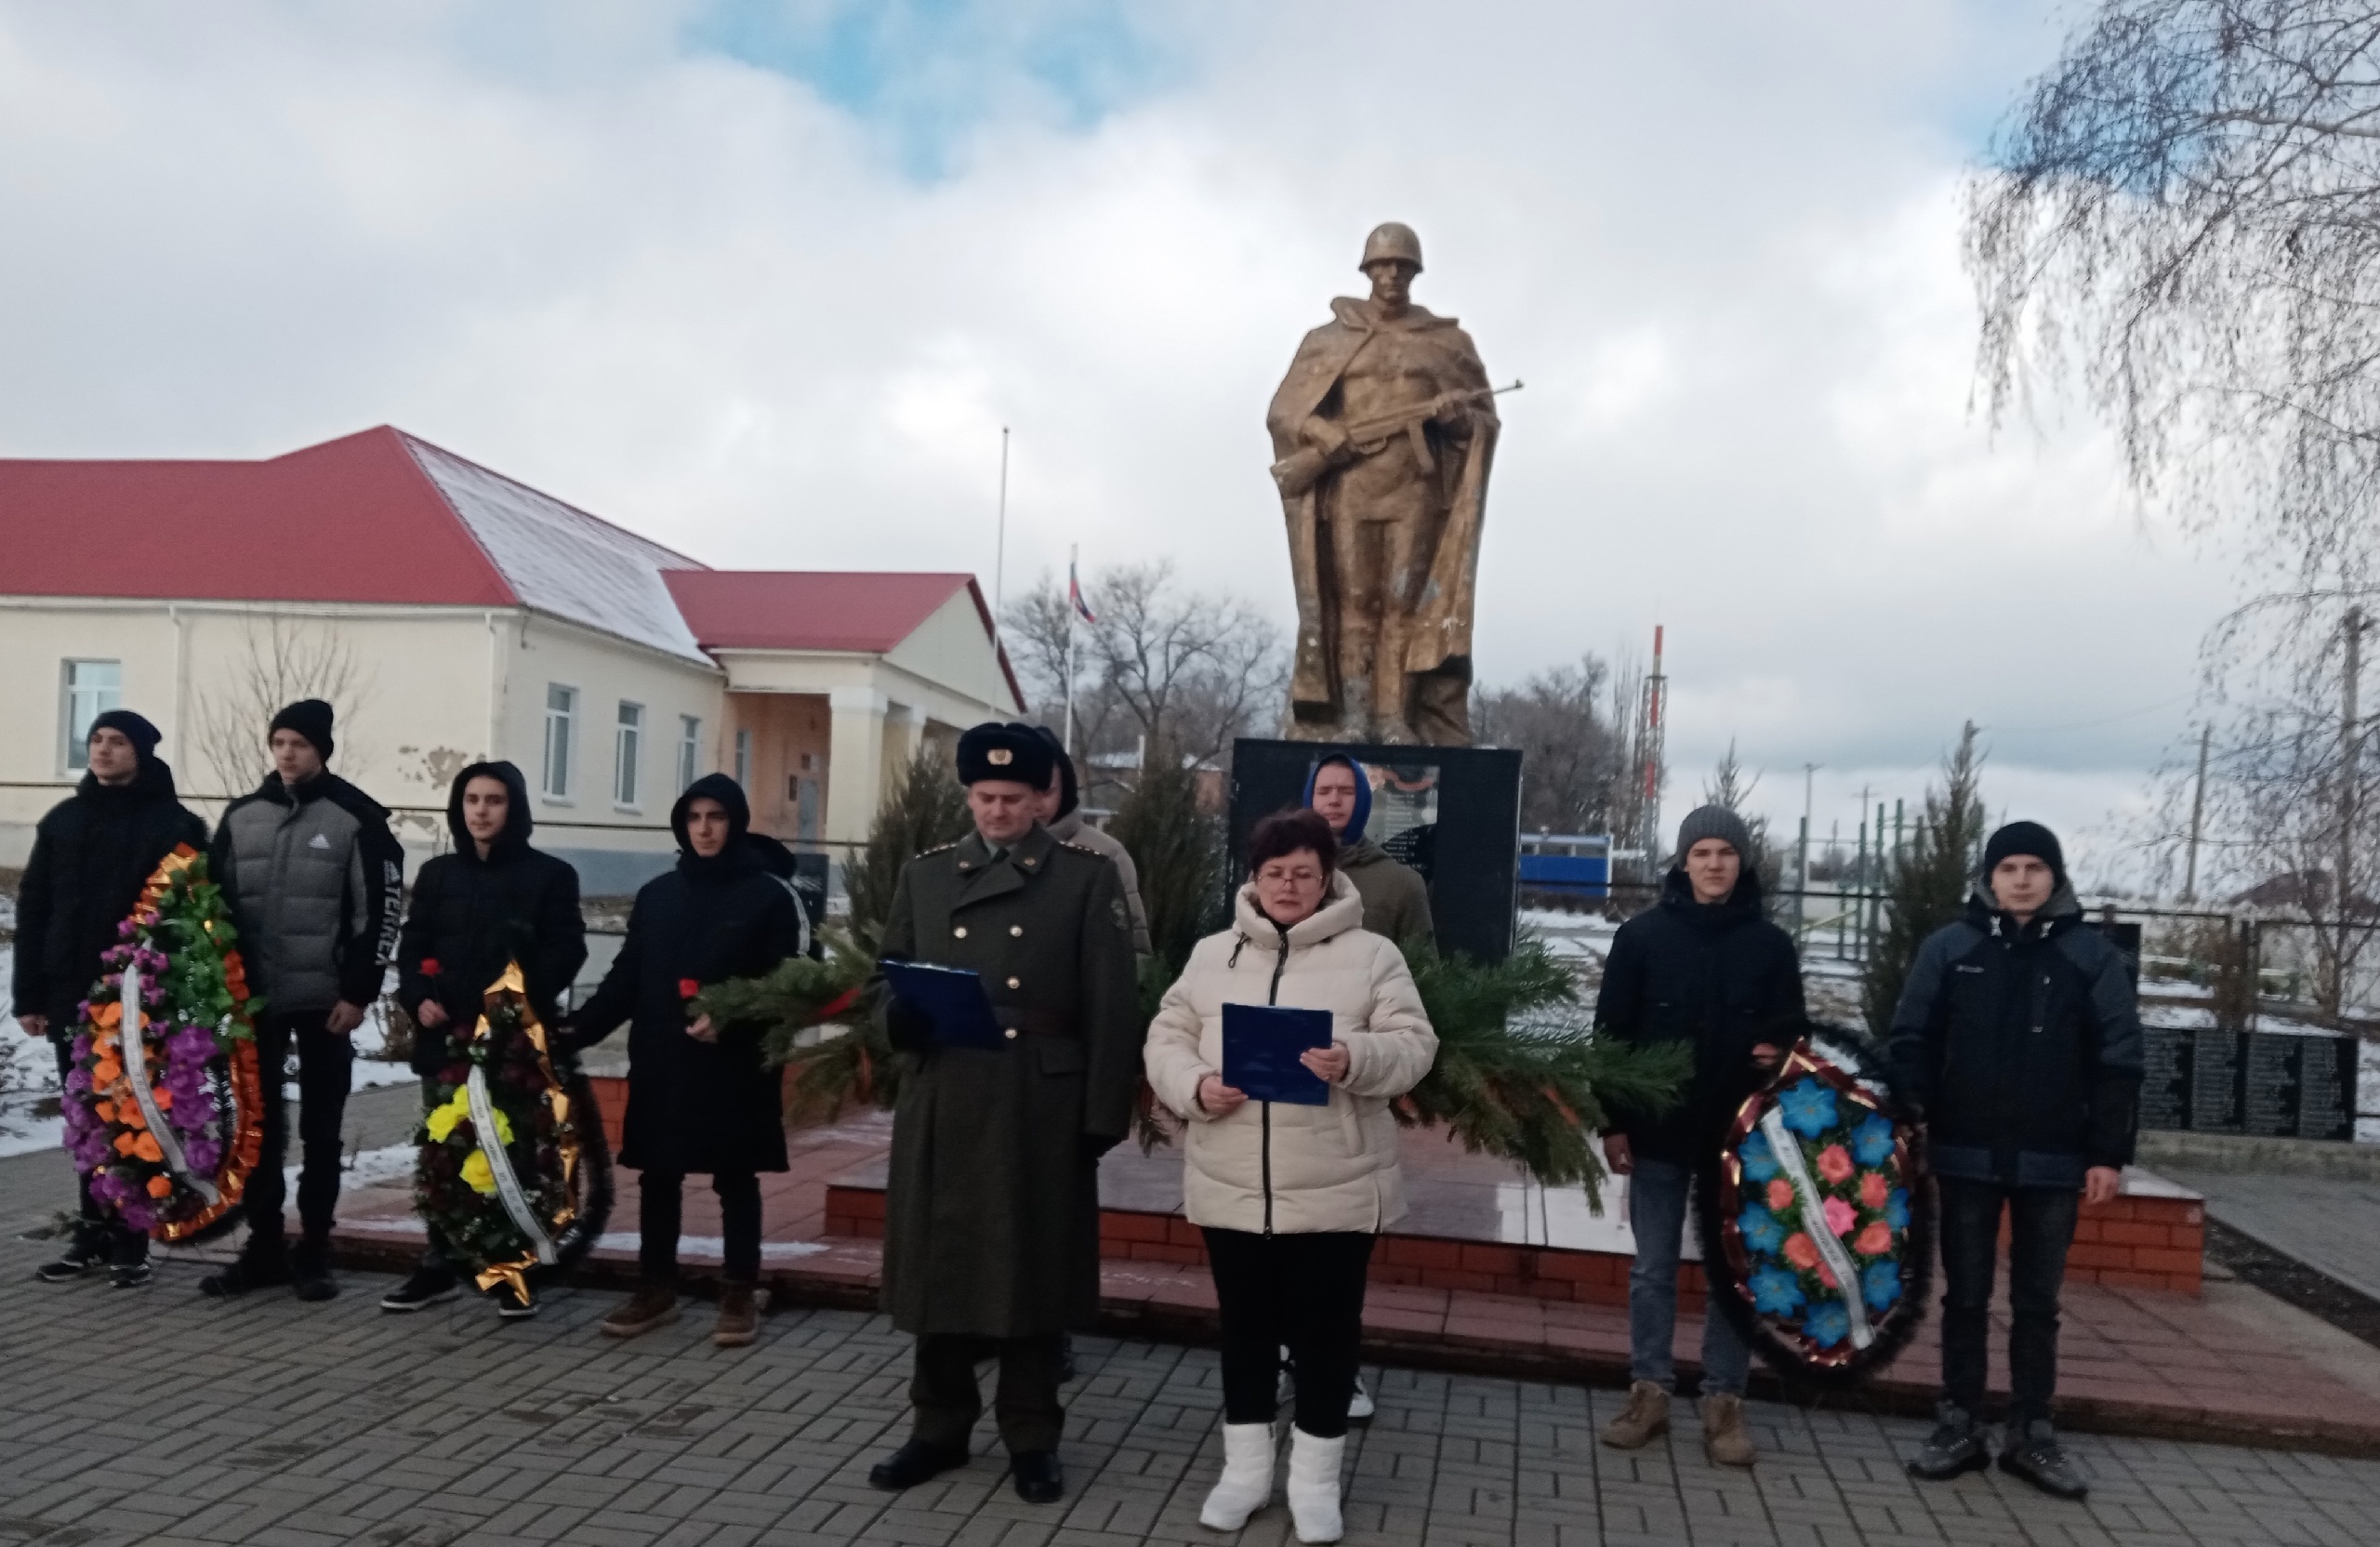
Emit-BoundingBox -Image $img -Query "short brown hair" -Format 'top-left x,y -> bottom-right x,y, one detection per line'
1247,807 -> 1338,875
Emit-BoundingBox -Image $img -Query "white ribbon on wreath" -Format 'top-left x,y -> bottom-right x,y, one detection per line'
467,1064 -> 557,1266
115,960 -> 219,1206
1758,1105 -> 1872,1351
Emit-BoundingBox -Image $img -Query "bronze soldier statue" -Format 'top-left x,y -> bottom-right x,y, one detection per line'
865,723 -> 1144,1506
1267,222 -> 1502,746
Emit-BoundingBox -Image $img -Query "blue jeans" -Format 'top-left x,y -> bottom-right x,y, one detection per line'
1627,1158 -> 1750,1396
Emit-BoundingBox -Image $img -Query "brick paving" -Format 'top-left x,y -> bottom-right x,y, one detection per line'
4,1154 -> 2380,1541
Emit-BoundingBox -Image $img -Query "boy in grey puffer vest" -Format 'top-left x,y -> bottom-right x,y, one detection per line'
203,700 -> 403,1302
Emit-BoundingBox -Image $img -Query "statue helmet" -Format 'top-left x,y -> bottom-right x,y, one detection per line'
1359,221 -> 1423,273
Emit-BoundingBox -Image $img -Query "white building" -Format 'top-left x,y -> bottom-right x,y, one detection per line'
0,427 -> 1022,892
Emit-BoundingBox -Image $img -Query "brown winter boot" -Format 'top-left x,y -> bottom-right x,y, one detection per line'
1599,1382 -> 1671,1448
601,1284 -> 681,1339
713,1282 -> 760,1347
1699,1394 -> 1756,1467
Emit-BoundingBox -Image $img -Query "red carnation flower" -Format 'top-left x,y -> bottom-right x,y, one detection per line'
421,959 -> 442,976
679,978 -> 701,999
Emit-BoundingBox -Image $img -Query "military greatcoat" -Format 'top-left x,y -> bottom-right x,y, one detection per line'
872,823 -> 1144,1338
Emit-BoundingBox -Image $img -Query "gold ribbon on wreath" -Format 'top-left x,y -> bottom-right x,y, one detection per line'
468,961 -> 582,1301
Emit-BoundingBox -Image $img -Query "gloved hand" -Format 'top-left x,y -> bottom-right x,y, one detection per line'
1079,1131 -> 1123,1167
885,998 -> 934,1053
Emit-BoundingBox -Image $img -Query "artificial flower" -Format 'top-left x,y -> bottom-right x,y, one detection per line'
421,958 -> 442,976
1859,1170 -> 1889,1210
1738,1130 -> 1780,1183
1884,1188 -> 1911,1230
145,1174 -> 173,1198
1854,1221 -> 1894,1256
1862,1259 -> 1901,1311
1822,1196 -> 1857,1238
1778,1078 -> 1838,1139
1738,1204 -> 1786,1254
1815,1144 -> 1854,1184
678,978 -> 702,999
1850,1112 -> 1896,1166
1805,1301 -> 1852,1349
1783,1233 -> 1820,1271
1766,1178 -> 1795,1213
460,1149 -> 498,1196
1750,1263 -> 1805,1316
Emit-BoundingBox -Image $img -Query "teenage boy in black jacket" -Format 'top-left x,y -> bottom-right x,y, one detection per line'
1891,821 -> 2141,1501
14,710 -> 208,1289
383,760 -> 586,1318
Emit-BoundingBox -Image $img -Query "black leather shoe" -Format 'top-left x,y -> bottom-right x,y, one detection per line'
1907,1402 -> 1989,1481
867,1440 -> 968,1492
1011,1449 -> 1063,1504
1998,1420 -> 2088,1500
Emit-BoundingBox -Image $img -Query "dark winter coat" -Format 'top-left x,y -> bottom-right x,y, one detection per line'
394,761 -> 587,1075
569,774 -> 801,1175
1885,882 -> 2144,1188
1593,867 -> 1805,1165
871,822 -> 1144,1338
211,770 -> 404,1012
13,758 -> 209,1027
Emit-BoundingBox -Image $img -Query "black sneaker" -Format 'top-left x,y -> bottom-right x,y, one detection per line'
1907,1401 -> 1990,1481
291,1238 -> 337,1302
379,1268 -> 462,1313
493,1284 -> 539,1320
110,1262 -> 155,1290
200,1240 -> 293,1299
1998,1419 -> 2088,1500
33,1237 -> 105,1284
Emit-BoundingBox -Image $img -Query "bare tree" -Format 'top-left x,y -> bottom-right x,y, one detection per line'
1967,2 -> 2380,612
191,615 -> 375,800
1473,655 -> 1624,835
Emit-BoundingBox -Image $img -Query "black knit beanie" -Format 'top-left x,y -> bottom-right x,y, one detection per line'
1983,820 -> 2064,887
269,698 -> 336,760
87,708 -> 162,760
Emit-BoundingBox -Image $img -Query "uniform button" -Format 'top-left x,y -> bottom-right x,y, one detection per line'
1010,925 -> 1024,937
954,927 -> 967,938
1004,1027 -> 1018,1040
1007,976 -> 1021,989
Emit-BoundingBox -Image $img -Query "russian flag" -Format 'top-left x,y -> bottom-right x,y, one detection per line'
1069,561 -> 1096,624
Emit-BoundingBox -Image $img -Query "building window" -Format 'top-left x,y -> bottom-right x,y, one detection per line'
543,684 -> 576,799
734,727 -> 751,788
678,715 -> 701,792
61,659 -> 123,772
615,701 -> 643,808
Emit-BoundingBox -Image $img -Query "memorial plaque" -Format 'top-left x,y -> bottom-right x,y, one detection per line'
2297,1035 -> 2357,1142
2242,1032 -> 2304,1137
2138,1025 -> 2192,1132
2189,1029 -> 2244,1133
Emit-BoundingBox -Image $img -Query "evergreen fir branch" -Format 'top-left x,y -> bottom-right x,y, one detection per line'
1861,723 -> 1988,1034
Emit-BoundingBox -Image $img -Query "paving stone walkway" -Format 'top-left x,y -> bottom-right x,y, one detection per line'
0,1155 -> 2378,1544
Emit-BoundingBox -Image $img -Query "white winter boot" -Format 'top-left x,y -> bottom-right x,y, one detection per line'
1198,1421 -> 1276,1530
1285,1426 -> 1346,1543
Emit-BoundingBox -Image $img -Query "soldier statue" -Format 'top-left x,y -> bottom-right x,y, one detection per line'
1266,222 -> 1502,746
864,722 -> 1144,1506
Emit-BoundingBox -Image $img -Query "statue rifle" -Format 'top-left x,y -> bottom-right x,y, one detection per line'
1270,379 -> 1522,498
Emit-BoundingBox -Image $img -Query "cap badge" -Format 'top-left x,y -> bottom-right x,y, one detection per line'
988,748 -> 1012,765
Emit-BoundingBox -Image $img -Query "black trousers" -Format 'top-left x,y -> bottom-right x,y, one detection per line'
1205,1227 -> 1375,1439
247,1012 -> 353,1247
53,1036 -> 147,1267
638,1169 -> 761,1284
1938,1177 -> 2080,1426
911,1332 -> 1066,1453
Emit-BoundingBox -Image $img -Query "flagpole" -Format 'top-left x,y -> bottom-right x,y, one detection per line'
1064,542 -> 1078,758
994,427 -> 1011,616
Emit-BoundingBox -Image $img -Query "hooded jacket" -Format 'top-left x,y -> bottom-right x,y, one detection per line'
569,774 -> 803,1174
394,760 -> 587,1074
1144,872 -> 1438,1235
1302,754 -> 1435,946
1886,880 -> 2144,1187
13,755 -> 209,1028
1593,866 -> 1805,1165
211,768 -> 403,1013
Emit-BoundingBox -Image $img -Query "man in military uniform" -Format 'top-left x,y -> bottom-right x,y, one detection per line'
1267,221 -> 1500,745
866,723 -> 1144,1505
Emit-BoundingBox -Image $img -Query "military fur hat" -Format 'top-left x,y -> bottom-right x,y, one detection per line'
956,721 -> 1056,788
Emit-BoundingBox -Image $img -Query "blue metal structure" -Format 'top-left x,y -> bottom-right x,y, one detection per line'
1517,832 -> 1612,898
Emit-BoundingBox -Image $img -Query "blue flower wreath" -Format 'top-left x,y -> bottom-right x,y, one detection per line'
1778,1078 -> 1838,1139
1739,1204 -> 1786,1254
1738,1130 -> 1781,1183
1862,1259 -> 1902,1312
1850,1112 -> 1896,1167
1805,1300 -> 1852,1348
1750,1263 -> 1805,1316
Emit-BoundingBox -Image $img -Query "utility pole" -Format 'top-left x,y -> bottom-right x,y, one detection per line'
1800,761 -> 1821,935
2184,723 -> 2211,904
1638,625 -> 1668,881
1063,542 -> 1079,759
2341,607 -> 2364,933
994,427 -> 1011,616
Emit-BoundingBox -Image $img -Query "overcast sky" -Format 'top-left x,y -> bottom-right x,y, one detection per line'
0,1 -> 2239,884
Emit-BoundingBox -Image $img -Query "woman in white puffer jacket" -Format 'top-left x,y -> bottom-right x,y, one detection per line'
1144,808 -> 1437,1543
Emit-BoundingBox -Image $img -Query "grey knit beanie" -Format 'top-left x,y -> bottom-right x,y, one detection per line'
1674,804 -> 1753,866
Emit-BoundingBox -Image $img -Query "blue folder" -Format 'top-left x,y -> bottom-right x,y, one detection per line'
1222,1003 -> 1334,1106
880,959 -> 1008,1051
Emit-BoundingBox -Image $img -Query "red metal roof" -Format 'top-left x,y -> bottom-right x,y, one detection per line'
0,427 -> 519,605
664,570 -> 1024,709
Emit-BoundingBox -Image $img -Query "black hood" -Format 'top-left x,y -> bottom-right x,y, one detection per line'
1659,861 -> 1767,921
672,773 -> 756,878
745,828 -> 797,880
446,760 -> 534,862
77,754 -> 182,807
